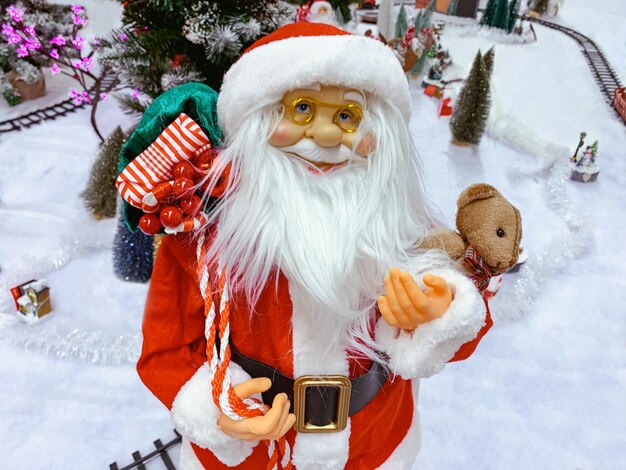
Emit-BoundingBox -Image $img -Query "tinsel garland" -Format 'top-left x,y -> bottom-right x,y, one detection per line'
487,94 -> 592,321
0,314 -> 141,365
443,16 -> 536,45
0,227 -> 141,365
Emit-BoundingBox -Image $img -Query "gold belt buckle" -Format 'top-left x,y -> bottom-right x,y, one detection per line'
293,375 -> 351,433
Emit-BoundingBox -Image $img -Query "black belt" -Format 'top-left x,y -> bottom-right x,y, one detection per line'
230,342 -> 389,433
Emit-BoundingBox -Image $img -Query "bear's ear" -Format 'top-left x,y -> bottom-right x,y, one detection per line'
457,183 -> 500,212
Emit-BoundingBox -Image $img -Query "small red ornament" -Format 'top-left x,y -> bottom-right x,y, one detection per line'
193,149 -> 216,173
173,177 -> 196,198
173,161 -> 196,180
180,194 -> 203,215
138,214 -> 162,235
159,206 -> 183,229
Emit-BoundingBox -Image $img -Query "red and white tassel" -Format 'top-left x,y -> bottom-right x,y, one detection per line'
196,234 -> 292,469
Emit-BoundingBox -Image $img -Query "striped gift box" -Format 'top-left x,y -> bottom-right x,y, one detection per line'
116,113 -> 210,208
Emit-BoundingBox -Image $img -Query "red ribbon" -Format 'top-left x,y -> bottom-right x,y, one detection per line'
463,246 -> 493,294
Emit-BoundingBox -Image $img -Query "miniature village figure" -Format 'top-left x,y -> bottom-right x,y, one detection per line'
570,132 -> 600,182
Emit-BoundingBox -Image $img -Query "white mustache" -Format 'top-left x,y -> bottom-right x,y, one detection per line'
278,139 -> 358,164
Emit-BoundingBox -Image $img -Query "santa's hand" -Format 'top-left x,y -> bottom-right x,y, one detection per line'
378,268 -> 452,331
217,378 -> 296,442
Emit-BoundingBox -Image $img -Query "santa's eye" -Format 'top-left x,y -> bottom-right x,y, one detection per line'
338,111 -> 352,121
290,99 -> 314,124
334,107 -> 362,132
296,103 -> 311,113
496,228 -> 505,238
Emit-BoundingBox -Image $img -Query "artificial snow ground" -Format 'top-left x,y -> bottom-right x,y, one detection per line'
1,1 -> 625,469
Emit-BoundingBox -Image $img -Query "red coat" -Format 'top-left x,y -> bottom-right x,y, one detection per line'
138,235 -> 491,469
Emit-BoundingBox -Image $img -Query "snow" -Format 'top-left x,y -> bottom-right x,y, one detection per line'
1,0 -> 625,469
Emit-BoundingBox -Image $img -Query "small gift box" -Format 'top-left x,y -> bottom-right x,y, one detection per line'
10,279 -> 52,322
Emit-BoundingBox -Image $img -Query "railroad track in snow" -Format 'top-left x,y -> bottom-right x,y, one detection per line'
110,430 -> 181,470
0,69 -> 119,135
525,16 -> 624,120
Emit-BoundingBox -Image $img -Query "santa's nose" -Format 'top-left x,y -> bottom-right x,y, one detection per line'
305,121 -> 343,148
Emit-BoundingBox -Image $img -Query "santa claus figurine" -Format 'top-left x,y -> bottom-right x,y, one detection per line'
133,23 -> 491,469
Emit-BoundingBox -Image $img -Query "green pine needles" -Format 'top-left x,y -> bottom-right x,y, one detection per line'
450,50 -> 492,146
395,4 -> 409,39
97,0 -> 293,116
480,0 -> 520,33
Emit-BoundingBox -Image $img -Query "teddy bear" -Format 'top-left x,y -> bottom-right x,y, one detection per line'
420,183 -> 522,292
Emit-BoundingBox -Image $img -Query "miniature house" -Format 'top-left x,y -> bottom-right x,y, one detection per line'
10,279 -> 52,322
414,0 -> 480,18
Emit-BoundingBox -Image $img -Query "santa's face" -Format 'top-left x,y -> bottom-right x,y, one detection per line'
268,85 -> 375,171
204,83 -> 436,337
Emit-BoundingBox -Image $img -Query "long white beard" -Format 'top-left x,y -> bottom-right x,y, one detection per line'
201,97 -> 443,358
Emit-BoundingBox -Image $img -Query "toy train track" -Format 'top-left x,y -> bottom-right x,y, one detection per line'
0,69 -> 119,135
109,430 -> 182,470
525,16 -> 624,121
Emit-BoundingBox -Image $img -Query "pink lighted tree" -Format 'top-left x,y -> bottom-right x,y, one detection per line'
1,3 -> 111,141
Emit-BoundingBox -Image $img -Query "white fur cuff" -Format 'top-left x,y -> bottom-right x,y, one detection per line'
376,268 -> 486,379
171,363 -> 257,466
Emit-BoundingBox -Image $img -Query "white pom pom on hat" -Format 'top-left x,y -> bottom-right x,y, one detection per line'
217,22 -> 411,136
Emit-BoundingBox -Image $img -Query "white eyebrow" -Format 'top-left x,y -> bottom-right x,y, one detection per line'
299,83 -> 322,92
344,90 -> 366,107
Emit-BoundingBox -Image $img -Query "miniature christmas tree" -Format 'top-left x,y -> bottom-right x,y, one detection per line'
450,51 -> 491,145
97,0 -> 293,116
508,0 -> 520,32
413,0 -> 434,31
481,0 -> 518,33
113,213 -> 154,283
589,140 -> 598,165
483,46 -> 495,78
395,4 -> 409,39
492,0 -> 511,31
82,127 -> 124,219
409,2 -> 435,75
480,0 -> 498,26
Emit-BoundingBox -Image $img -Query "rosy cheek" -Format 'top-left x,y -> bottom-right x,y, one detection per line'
269,120 -> 304,147
355,133 -> 375,157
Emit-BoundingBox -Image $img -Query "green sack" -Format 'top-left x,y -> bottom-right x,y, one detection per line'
118,82 -> 223,231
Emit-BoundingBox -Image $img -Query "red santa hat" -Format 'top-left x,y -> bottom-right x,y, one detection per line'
217,22 -> 411,135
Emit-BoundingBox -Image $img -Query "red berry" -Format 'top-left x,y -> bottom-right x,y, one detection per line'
173,161 -> 196,180
138,214 -> 162,235
180,194 -> 203,215
173,177 -> 196,198
159,206 -> 183,229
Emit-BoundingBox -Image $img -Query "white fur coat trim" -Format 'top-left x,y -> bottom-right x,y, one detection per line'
171,363 -> 258,466
217,33 -> 411,135
376,268 -> 486,380
289,282 -> 352,469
